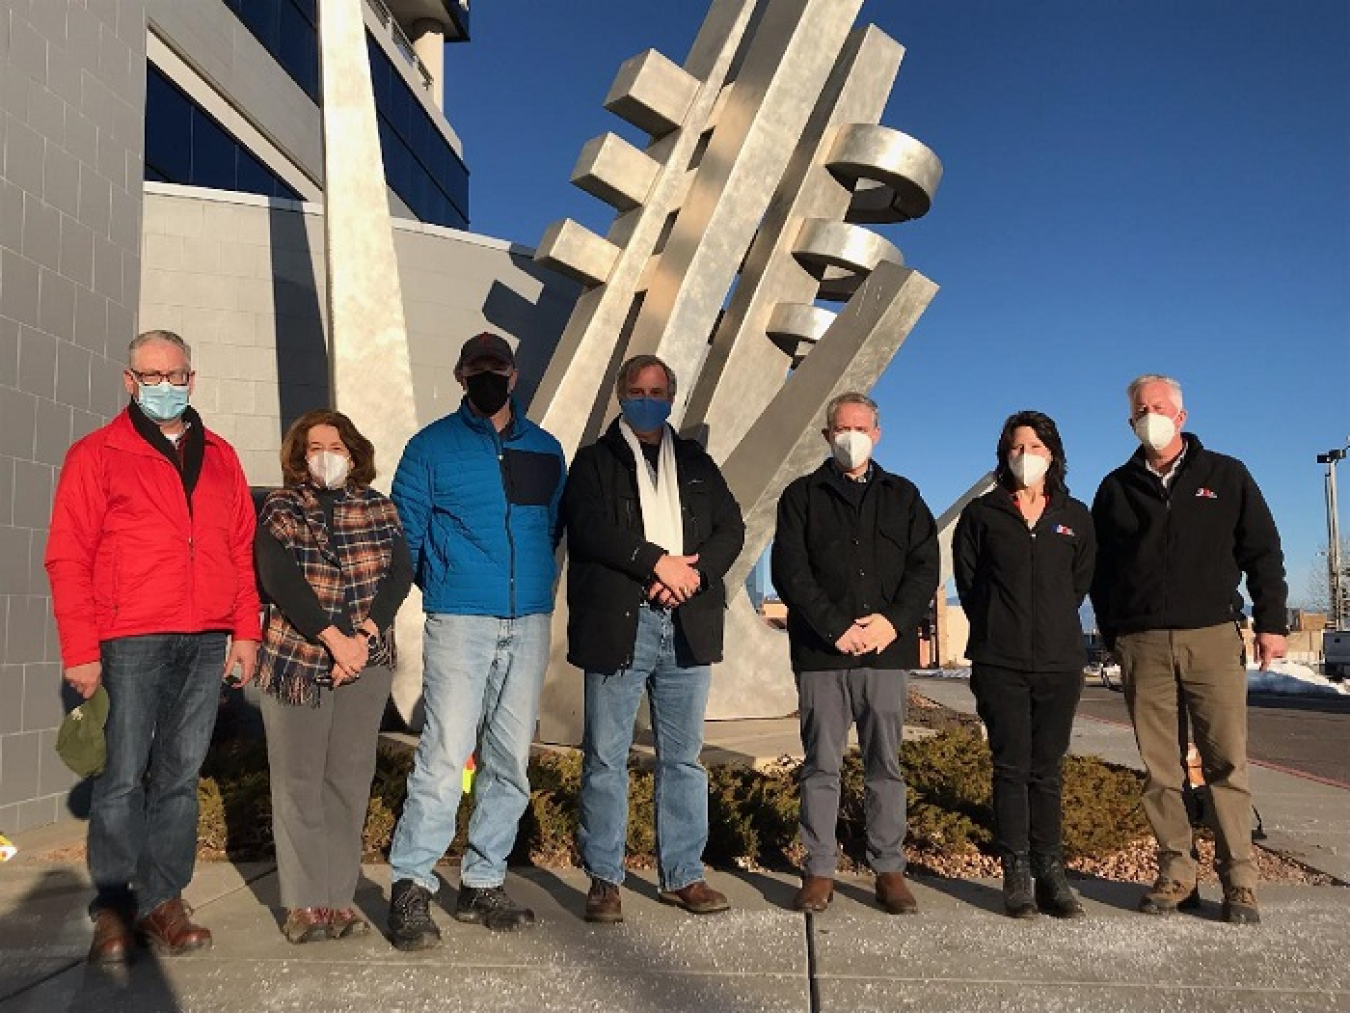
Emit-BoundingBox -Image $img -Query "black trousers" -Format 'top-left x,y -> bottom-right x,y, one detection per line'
970,664 -> 1083,860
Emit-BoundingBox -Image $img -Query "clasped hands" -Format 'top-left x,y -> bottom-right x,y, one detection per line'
647,553 -> 702,608
319,623 -> 378,686
834,614 -> 898,656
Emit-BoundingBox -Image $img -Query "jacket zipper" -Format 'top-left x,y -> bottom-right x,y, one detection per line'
495,427 -> 517,618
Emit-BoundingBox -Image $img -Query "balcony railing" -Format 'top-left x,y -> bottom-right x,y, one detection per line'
365,0 -> 435,93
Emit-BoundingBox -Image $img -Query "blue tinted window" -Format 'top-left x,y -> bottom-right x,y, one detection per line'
144,65 -> 302,201
225,0 -> 319,101
366,37 -> 470,229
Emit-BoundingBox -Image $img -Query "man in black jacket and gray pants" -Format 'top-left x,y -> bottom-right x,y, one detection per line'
772,392 -> 939,916
1091,374 -> 1287,926
564,354 -> 745,925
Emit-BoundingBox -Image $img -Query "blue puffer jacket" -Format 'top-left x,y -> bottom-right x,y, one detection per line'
392,398 -> 566,617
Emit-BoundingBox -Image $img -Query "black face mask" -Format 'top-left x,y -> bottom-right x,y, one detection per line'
464,371 -> 511,416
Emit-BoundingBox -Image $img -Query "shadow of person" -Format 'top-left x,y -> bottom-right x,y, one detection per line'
721,865 -> 802,910
0,865 -> 181,1012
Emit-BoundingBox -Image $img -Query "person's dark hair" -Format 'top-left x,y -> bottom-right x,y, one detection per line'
994,409 -> 1068,495
280,409 -> 377,488
614,354 -> 677,399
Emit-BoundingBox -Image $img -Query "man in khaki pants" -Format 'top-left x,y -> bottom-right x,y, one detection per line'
1090,374 -> 1287,925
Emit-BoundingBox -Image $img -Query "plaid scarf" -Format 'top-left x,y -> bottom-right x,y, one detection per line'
255,484 -> 402,706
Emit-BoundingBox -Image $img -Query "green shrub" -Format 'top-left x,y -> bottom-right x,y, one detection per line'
196,727 -> 1149,868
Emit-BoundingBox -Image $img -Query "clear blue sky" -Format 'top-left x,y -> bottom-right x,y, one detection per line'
446,1 -> 1349,607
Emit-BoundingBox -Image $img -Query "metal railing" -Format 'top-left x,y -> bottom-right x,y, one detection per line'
364,0 -> 436,93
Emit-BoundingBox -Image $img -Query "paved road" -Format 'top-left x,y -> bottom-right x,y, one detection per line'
1075,684 -> 1350,787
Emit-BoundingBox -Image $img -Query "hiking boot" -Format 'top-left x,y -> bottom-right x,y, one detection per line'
584,879 -> 623,924
136,898 -> 212,955
387,879 -> 441,950
325,907 -> 371,939
1001,855 -> 1038,920
1031,855 -> 1085,919
1221,885 -> 1260,925
875,872 -> 918,915
282,907 -> 331,944
454,884 -> 536,931
1139,876 -> 1199,916
792,876 -> 834,913
657,880 -> 731,915
88,907 -> 135,965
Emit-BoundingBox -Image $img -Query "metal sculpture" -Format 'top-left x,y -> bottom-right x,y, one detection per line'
531,0 -> 944,736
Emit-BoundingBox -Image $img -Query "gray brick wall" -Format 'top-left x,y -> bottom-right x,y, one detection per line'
0,0 -> 148,833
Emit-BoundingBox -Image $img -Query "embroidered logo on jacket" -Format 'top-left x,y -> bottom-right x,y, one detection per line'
1054,524 -> 1075,537
1195,488 -> 1218,499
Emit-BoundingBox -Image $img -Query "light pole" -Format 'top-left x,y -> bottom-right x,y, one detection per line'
1317,443 -> 1349,630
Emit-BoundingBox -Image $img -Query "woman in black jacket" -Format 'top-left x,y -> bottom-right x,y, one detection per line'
953,410 -> 1095,919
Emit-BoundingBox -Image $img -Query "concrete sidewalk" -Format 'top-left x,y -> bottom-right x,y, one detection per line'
1,862 -> 1346,1013
2,675 -> 1347,1013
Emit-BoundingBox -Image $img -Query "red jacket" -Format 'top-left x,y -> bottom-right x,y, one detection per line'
45,408 -> 262,667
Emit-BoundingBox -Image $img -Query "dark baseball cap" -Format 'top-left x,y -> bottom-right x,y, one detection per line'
455,332 -> 515,371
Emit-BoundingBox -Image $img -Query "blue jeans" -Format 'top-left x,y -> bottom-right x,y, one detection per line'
89,632 -> 227,916
580,606 -> 711,892
390,613 -> 550,892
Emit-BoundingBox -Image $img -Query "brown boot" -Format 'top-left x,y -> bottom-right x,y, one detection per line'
88,908 -> 135,965
791,876 -> 834,913
282,907 -> 331,944
584,879 -> 623,924
325,907 -> 371,939
875,872 -> 918,915
136,897 -> 213,955
657,880 -> 730,915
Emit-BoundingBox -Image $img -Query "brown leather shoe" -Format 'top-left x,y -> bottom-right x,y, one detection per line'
875,872 -> 918,915
88,908 -> 135,965
325,907 -> 371,939
657,880 -> 730,915
792,876 -> 834,913
282,907 -> 331,944
584,879 -> 623,924
136,897 -> 213,955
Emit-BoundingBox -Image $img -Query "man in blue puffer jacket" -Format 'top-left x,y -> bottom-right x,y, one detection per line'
385,332 -> 565,947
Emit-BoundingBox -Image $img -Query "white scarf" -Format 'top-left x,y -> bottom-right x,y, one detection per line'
618,418 -> 683,554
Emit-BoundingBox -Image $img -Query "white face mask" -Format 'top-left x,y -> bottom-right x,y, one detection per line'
1133,413 -> 1177,453
307,450 -> 351,490
831,431 -> 873,471
1008,453 -> 1050,488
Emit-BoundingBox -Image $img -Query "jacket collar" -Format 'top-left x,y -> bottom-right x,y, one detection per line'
1126,432 -> 1204,476
980,484 -> 1070,519
455,395 -> 520,441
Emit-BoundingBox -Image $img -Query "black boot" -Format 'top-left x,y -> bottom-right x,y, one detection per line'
1001,855 -> 1038,919
1032,853 -> 1085,919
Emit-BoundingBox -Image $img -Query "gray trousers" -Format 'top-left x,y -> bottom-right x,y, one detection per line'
796,667 -> 908,876
260,666 -> 393,909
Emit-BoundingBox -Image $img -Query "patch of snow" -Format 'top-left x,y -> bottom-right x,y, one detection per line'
1247,660 -> 1348,696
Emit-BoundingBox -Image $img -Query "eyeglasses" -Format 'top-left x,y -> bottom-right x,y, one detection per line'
128,368 -> 193,387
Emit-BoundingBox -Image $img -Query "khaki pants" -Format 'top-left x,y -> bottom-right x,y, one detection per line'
1117,624 -> 1254,890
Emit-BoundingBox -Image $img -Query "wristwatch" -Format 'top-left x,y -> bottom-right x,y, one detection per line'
365,631 -> 382,651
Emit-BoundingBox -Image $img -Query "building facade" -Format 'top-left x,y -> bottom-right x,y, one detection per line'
0,0 -> 577,831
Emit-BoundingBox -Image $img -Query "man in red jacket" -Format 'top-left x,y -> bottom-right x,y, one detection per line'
45,330 -> 261,964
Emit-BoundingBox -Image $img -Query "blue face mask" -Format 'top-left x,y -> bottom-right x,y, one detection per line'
137,381 -> 190,423
620,397 -> 672,433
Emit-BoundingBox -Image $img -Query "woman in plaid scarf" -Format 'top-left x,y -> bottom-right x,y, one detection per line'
254,410 -> 412,944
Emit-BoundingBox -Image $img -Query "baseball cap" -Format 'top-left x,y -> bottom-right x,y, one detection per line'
56,686 -> 110,779
455,332 -> 515,371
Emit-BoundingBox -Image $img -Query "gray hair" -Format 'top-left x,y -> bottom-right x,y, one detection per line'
1126,374 -> 1183,410
825,391 -> 879,429
129,329 -> 192,365
614,354 -> 677,398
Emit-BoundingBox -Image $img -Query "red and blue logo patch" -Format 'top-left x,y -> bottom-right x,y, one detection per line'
1195,488 -> 1218,499
1054,524 -> 1075,537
